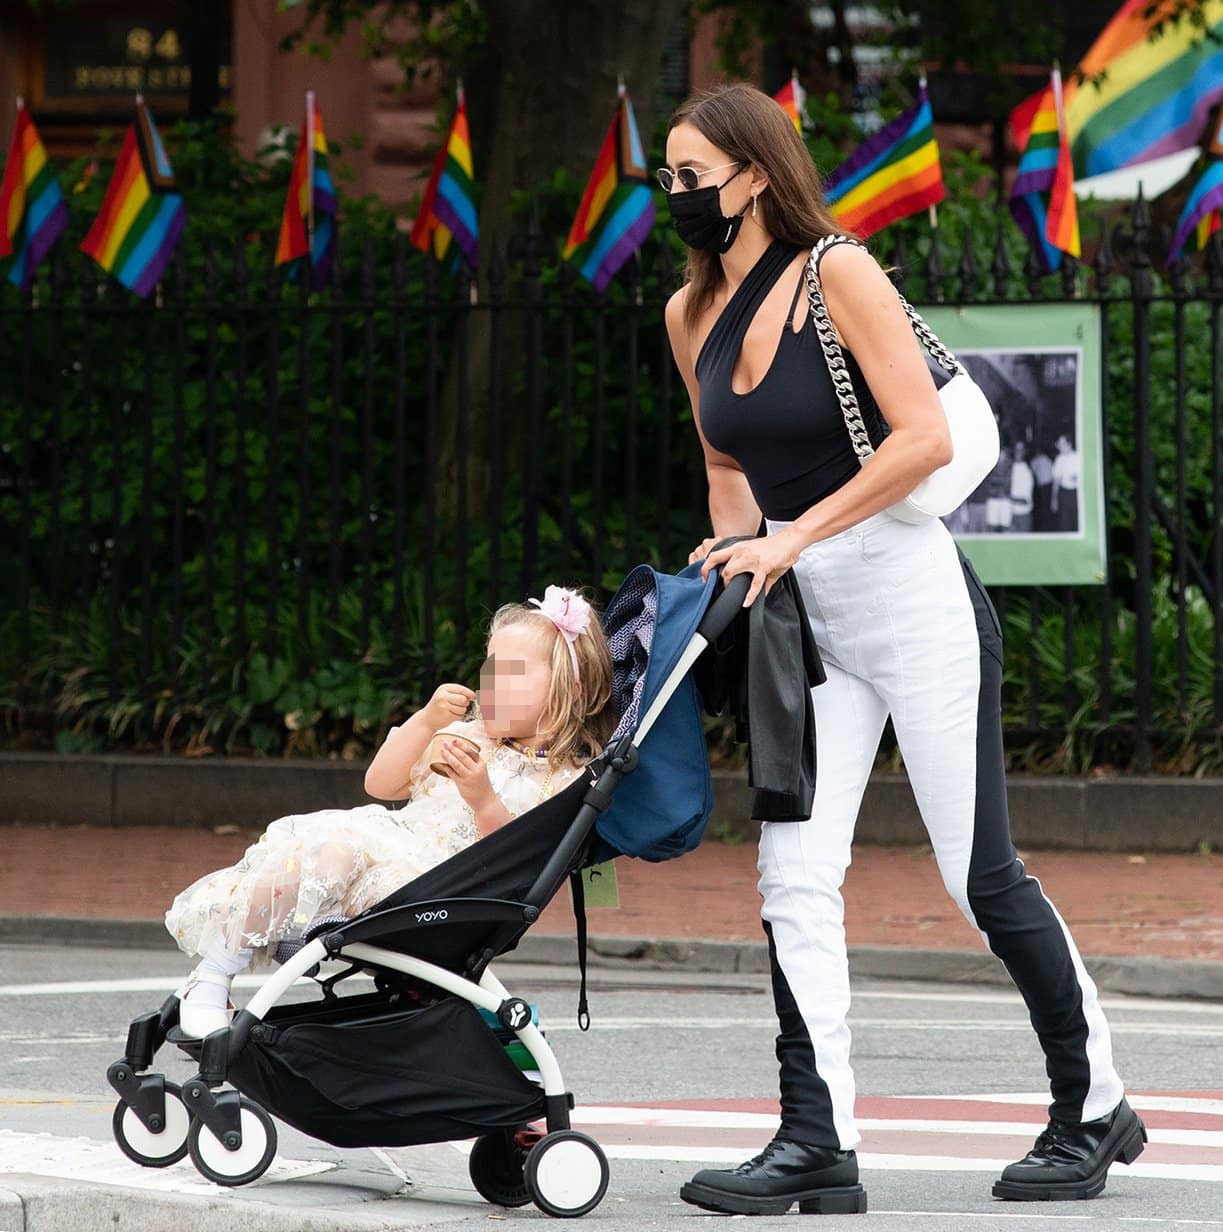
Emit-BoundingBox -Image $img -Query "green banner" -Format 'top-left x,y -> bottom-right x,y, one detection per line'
581,861 -> 620,908
922,303 -> 1106,587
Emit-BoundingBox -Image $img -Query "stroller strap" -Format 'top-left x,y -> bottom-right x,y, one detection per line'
569,870 -> 591,1032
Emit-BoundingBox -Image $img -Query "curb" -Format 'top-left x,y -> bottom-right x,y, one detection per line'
0,1173 -> 435,1232
3,915 -> 1220,1001
0,1185 -> 22,1232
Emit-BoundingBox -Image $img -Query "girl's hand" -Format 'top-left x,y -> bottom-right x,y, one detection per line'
699,528 -> 804,607
423,683 -> 476,732
439,739 -> 495,810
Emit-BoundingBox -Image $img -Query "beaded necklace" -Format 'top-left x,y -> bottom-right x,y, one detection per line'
500,735 -> 550,760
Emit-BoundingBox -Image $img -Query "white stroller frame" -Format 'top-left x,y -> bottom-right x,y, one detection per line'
107,573 -> 744,1217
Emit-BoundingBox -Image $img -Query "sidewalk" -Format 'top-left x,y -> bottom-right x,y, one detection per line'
2,820 -> 1221,988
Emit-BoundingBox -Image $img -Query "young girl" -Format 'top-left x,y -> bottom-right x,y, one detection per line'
166,586 -> 616,1038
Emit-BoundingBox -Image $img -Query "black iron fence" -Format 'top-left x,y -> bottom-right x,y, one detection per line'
1,198 -> 1220,770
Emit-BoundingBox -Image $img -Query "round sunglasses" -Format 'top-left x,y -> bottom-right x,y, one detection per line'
655,161 -> 746,193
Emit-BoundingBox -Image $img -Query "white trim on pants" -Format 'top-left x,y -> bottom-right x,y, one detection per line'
758,511 -> 1123,1150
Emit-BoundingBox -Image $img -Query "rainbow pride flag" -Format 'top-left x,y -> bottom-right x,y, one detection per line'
822,82 -> 944,238
1061,0 -> 1223,179
79,99 -> 185,297
0,101 -> 68,290
773,74 -> 806,133
1196,209 -> 1222,250
1169,106 -> 1223,262
275,91 -> 337,284
409,83 -> 478,269
1010,69 -> 1080,274
563,83 -> 655,292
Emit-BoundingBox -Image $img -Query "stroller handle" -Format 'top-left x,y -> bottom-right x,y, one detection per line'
696,567 -> 752,643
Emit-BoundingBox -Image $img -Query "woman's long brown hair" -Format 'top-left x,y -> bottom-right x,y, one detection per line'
669,82 -> 847,334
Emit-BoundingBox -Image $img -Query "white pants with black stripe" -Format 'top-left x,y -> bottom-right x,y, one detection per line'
760,510 -> 1124,1151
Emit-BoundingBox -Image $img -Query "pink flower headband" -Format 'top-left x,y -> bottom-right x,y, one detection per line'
529,585 -> 592,681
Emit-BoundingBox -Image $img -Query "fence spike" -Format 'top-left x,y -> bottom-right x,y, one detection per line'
452,258 -> 474,307
957,234 -> 978,302
627,248 -> 644,306
424,245 -> 438,307
657,232 -> 675,290
1023,242 -> 1044,298
1093,220 -> 1114,294
1128,186 -> 1153,301
170,244 -> 188,307
1206,229 -> 1223,295
1167,224 -> 1190,298
1060,252 -> 1080,299
524,202 -> 543,279
925,227 -> 945,303
890,229 -> 908,292
234,237 -> 248,300
392,231 -> 406,301
559,250 -> 577,304
329,228 -> 344,295
488,236 -> 507,302
362,231 -> 376,298
992,224 -> 1011,298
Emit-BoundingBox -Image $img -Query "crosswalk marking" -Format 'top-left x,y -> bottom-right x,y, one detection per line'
546,1092 -> 1223,1182
6,1091 -> 1221,1197
0,1129 -> 335,1194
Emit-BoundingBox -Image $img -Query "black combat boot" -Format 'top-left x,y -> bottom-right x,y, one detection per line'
993,1097 -> 1147,1201
681,1137 -> 867,1215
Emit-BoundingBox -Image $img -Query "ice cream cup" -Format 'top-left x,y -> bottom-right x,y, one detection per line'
427,728 -> 480,777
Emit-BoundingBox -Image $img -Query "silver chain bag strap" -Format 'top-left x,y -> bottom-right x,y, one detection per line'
804,233 -> 999,525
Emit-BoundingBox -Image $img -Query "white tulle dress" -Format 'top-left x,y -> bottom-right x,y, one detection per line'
165,720 -> 585,966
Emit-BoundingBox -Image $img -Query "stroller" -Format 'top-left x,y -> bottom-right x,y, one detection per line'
106,563 -> 759,1218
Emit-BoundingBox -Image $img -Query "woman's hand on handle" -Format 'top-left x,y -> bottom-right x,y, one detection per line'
699,527 -> 804,608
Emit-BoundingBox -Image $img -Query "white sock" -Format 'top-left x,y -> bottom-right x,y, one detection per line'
183,942 -> 253,1010
201,940 -> 254,977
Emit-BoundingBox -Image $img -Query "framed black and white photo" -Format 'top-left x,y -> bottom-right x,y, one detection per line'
921,304 -> 1106,586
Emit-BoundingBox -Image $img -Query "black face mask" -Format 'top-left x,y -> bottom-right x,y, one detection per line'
667,166 -> 749,254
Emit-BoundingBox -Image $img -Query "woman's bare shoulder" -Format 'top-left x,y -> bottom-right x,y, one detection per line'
665,284 -> 694,364
817,239 -> 890,293
664,283 -> 690,328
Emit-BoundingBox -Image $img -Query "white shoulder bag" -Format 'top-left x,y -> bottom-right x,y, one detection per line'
805,234 -> 999,525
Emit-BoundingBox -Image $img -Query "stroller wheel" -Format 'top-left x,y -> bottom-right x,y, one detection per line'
187,1096 -> 277,1187
525,1130 -> 609,1218
468,1129 -> 533,1207
111,1080 -> 191,1168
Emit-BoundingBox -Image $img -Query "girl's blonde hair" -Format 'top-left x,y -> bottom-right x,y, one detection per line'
669,82 -> 846,334
487,595 -> 617,768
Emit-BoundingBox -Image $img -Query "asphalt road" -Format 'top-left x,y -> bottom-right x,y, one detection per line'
1,941 -> 1221,1231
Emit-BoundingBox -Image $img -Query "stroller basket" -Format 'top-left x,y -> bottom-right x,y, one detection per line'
228,993 -> 544,1149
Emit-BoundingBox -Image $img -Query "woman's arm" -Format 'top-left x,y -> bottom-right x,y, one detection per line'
364,683 -> 474,800
665,288 -> 762,542
786,243 -> 952,549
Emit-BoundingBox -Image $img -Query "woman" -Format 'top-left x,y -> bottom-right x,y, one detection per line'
660,83 -> 1142,1217
1010,438 -> 1035,533
1051,432 -> 1082,532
